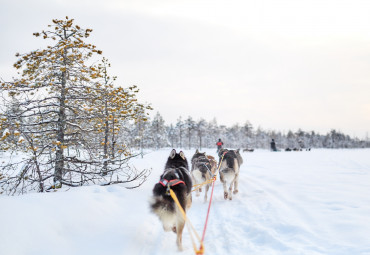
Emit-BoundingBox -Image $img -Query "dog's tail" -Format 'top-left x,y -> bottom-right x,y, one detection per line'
233,158 -> 240,173
220,167 -> 236,183
221,167 -> 233,174
150,195 -> 175,213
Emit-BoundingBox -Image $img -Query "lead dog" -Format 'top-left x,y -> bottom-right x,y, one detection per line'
191,149 -> 217,202
218,149 -> 243,200
150,149 -> 192,251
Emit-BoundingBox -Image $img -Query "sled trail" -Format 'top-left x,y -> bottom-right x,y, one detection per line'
138,149 -> 370,255
1,149 -> 369,255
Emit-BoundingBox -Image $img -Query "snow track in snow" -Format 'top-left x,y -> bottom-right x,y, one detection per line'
1,149 -> 369,255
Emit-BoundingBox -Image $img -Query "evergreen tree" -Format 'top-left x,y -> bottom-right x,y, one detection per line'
167,124 -> 176,148
0,17 -> 151,194
184,116 -> 195,149
175,117 -> 184,148
150,112 -> 168,149
87,58 -> 151,175
195,118 -> 207,150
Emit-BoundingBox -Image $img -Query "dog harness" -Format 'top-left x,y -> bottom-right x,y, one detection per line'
160,178 -> 186,196
159,179 -> 185,187
195,158 -> 213,176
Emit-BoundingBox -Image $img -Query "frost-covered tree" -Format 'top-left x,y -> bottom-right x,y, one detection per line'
0,17 -> 151,195
149,112 -> 168,149
85,58 -> 151,175
195,118 -> 207,150
225,124 -> 240,148
205,118 -> 221,149
167,124 -> 177,148
122,112 -> 152,153
175,117 -> 184,148
184,116 -> 195,149
0,96 -> 23,151
243,121 -> 254,148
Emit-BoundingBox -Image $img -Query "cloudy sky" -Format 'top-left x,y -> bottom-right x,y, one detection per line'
1,0 -> 370,138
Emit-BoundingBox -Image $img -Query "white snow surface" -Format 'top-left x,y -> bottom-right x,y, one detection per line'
1,149 -> 370,255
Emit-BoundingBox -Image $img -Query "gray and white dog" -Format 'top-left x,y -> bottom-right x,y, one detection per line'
190,149 -> 217,202
218,148 -> 243,200
150,149 -> 192,251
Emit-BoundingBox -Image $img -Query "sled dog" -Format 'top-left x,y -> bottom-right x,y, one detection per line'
150,149 -> 192,251
190,149 -> 217,202
218,148 -> 243,200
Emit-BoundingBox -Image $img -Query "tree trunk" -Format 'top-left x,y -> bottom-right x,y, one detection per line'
103,100 -> 109,176
199,134 -> 202,151
188,129 -> 191,150
179,129 -> 182,148
111,114 -> 115,159
54,70 -> 66,186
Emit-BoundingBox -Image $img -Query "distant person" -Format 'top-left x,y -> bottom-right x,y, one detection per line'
216,138 -> 223,153
270,139 -> 277,151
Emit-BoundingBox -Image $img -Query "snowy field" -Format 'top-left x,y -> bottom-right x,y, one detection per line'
1,148 -> 370,255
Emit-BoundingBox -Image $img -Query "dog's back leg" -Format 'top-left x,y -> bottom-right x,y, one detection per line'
228,175 -> 237,200
233,173 -> 239,194
192,171 -> 203,196
204,183 -> 210,203
186,193 -> 192,209
233,159 -> 240,194
220,171 -> 228,199
175,210 -> 185,251
203,172 -> 211,202
192,175 -> 200,197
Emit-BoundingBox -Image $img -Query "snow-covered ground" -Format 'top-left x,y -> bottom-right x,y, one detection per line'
1,148 -> 370,255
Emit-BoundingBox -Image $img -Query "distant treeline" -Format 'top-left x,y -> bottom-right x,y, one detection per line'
123,112 -> 370,150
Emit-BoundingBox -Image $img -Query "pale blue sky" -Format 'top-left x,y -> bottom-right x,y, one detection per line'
1,0 -> 370,138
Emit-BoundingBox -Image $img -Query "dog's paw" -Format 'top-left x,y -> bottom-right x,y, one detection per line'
233,189 -> 239,194
172,226 -> 177,233
224,192 -> 228,199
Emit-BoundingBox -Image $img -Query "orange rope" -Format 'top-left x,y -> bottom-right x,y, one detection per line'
197,153 -> 224,254
169,189 -> 203,254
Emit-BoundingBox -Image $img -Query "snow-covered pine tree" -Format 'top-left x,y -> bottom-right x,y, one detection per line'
150,112 -> 168,149
195,118 -> 207,150
205,118 -> 221,149
243,121 -> 254,149
175,117 -> 184,148
167,124 -> 176,148
86,58 -> 151,175
0,17 -> 151,194
184,116 -> 195,149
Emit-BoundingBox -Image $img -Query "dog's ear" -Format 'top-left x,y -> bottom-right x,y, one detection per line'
202,152 -> 206,156
179,151 -> 186,160
170,149 -> 176,159
195,149 -> 199,153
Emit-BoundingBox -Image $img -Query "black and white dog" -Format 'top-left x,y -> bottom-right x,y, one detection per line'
150,149 -> 192,251
218,149 -> 243,200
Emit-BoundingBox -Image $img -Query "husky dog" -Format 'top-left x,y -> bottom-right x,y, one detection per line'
191,149 -> 217,202
150,149 -> 192,251
218,148 -> 243,200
